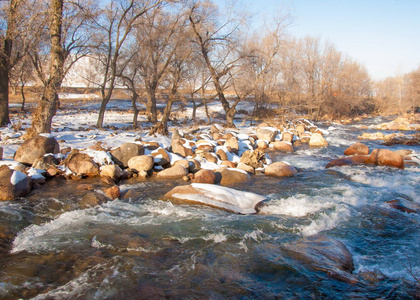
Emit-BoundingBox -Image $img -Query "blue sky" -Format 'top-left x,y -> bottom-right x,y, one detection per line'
215,0 -> 420,81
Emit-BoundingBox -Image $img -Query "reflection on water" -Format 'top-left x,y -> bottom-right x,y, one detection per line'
1,118 -> 420,299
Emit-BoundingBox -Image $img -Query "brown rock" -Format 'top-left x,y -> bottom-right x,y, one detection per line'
156,165 -> 188,179
216,148 -> 228,161
142,141 -> 160,150
282,132 -> 294,143
205,152 -> 218,163
325,155 -> 369,168
221,161 -> 236,168
344,143 -> 369,156
188,159 -> 201,173
256,140 -> 268,150
271,141 -> 294,152
256,127 -> 277,142
239,149 -> 266,169
110,143 -> 144,168
265,162 -> 297,177
14,135 -> 59,165
237,162 -> 255,174
224,137 -> 239,154
64,151 -> 100,176
299,132 -> 312,143
104,186 -> 120,200
216,167 -> 250,186
80,192 -> 108,208
151,148 -> 171,166
0,165 -> 32,201
192,169 -> 216,184
309,133 -> 328,147
100,164 -> 122,180
367,149 -> 404,169
196,140 -> 214,152
127,155 -> 154,173
174,159 -> 190,169
171,138 -> 194,158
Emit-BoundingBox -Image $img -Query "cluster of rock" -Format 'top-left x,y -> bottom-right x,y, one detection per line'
372,114 -> 420,131
0,119 -> 329,202
326,142 -> 408,169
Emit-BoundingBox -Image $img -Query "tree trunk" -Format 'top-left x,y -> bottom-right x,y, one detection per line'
131,91 -> 140,129
226,106 -> 236,128
0,0 -> 18,127
97,89 -> 112,129
20,82 -> 25,111
146,88 -> 158,123
29,0 -> 64,136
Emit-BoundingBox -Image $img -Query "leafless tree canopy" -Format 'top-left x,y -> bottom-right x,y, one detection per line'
0,0 -> 418,132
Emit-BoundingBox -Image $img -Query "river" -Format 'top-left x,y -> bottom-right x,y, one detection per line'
0,116 -> 419,299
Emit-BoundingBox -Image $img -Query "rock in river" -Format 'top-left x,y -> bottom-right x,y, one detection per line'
284,234 -> 357,284
161,183 -> 266,214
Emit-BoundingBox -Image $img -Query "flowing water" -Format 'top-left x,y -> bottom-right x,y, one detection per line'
1,117 -> 420,299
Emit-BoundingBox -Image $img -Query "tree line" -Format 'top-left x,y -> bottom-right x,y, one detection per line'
1,0 -> 418,136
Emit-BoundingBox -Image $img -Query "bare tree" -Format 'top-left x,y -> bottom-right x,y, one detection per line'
28,0 -> 94,135
91,0 -> 165,129
188,0 -> 244,127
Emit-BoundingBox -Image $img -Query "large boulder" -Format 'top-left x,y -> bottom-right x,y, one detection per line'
127,155 -> 154,173
281,132 -> 294,143
265,162 -> 298,177
32,154 -> 60,170
285,234 -> 356,283
64,151 -> 100,176
325,155 -> 369,168
309,133 -> 328,147
386,197 -> 420,214
367,149 -> 404,169
344,142 -> 369,156
156,165 -> 188,180
0,165 -> 32,201
14,134 -> 59,165
161,183 -> 266,214
216,167 -> 250,186
239,149 -> 266,169
110,143 -> 144,168
256,127 -> 277,142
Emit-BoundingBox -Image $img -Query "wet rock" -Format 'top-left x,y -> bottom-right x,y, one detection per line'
110,143 -> 144,168
325,155 -> 369,168
127,155 -> 154,173
216,167 -> 250,186
0,165 -> 32,201
104,186 -> 120,200
386,197 -> 420,213
151,148 -> 171,166
80,191 -> 108,208
271,141 -> 294,152
344,142 -> 369,156
100,164 -> 122,180
171,138 -> 194,158
14,134 -> 60,165
256,127 -> 277,142
285,234 -> 357,284
101,176 -> 116,185
358,269 -> 387,284
192,169 -> 216,184
265,162 -> 297,177
309,132 -> 328,147
239,149 -> 266,169
64,151 -> 100,176
156,165 -> 188,180
161,183 -> 266,214
367,148 -> 404,169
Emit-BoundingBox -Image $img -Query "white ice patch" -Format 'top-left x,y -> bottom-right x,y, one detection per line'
27,168 -> 45,180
